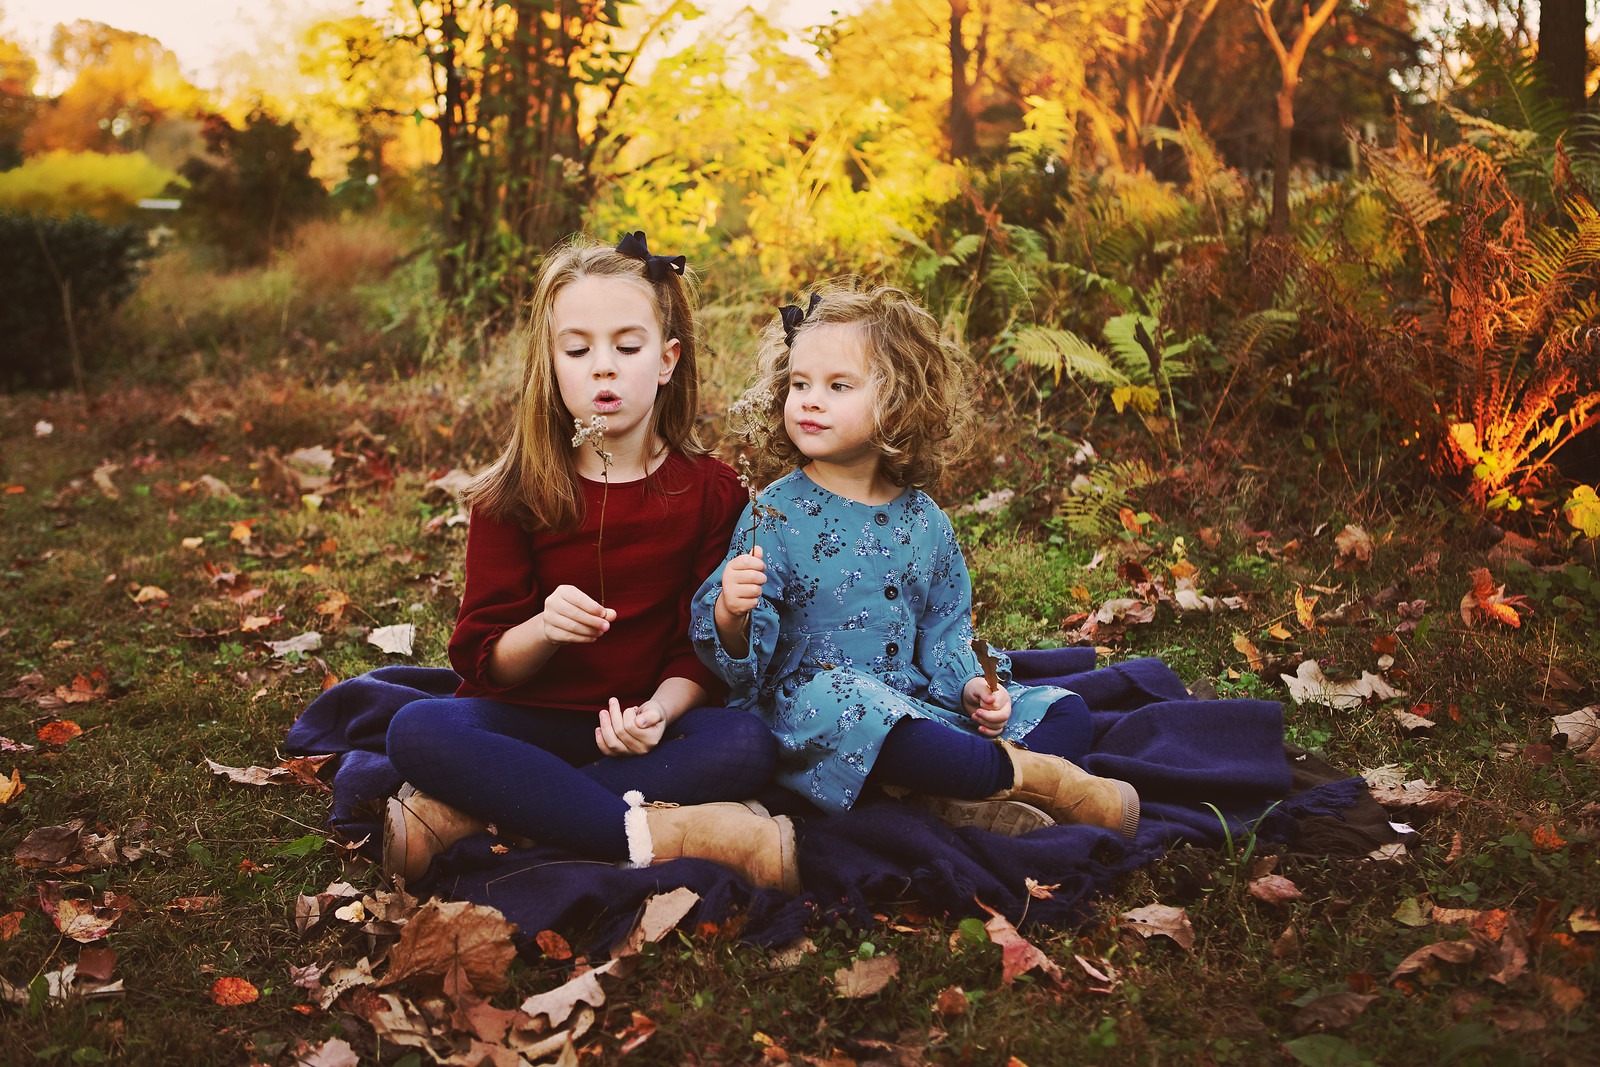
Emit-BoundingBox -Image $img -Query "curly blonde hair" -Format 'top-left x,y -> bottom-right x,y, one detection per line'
735,282 -> 975,490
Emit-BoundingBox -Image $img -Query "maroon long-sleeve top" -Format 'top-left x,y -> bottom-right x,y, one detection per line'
449,451 -> 745,711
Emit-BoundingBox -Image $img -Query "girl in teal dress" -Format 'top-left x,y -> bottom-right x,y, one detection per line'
691,285 -> 1140,838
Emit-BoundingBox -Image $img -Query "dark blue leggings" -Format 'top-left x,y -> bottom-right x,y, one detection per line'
869,693 -> 1093,799
386,698 -> 778,862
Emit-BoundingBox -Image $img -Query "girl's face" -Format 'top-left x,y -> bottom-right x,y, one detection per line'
551,274 -> 679,451
784,323 -> 880,473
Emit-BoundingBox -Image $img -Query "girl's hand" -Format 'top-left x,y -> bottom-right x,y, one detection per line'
716,547 -> 766,618
963,677 -> 1012,738
540,584 -> 616,645
595,698 -> 667,756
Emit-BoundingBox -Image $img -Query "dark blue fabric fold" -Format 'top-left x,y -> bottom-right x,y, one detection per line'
285,652 -> 1375,954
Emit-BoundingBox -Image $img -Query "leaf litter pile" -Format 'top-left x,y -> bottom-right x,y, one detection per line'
1,383 -> 1597,1064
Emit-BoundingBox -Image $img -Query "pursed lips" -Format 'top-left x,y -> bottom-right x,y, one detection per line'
594,390 -> 622,411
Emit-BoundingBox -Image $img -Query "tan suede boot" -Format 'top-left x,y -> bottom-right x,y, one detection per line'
624,792 -> 802,895
993,743 -> 1140,838
382,786 -> 489,884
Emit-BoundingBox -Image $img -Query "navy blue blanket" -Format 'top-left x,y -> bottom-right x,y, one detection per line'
285,649 -> 1375,951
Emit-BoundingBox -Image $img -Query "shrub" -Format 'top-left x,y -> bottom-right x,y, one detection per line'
173,111 -> 327,267
0,150 -> 178,222
0,211 -> 152,391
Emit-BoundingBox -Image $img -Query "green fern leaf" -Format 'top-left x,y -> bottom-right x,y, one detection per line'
1012,326 -> 1127,386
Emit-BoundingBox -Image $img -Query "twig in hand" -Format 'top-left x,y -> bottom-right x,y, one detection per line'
571,416 -> 613,605
971,639 -> 1001,693
737,454 -> 786,552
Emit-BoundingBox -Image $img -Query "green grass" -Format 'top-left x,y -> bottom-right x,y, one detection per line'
2,368 -> 1596,1066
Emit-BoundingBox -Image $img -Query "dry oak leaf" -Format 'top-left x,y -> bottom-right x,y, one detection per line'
383,899 -> 517,996
0,768 -> 23,804
1537,975 -> 1587,1014
979,901 -> 1065,985
15,821 -> 87,868
1367,778 -> 1464,814
1459,567 -> 1528,628
1293,992 -> 1377,1033
211,976 -> 260,1006
205,758 -> 295,786
1120,903 -> 1196,951
39,884 -> 131,943
1551,707 -> 1599,752
368,623 -> 416,656
833,955 -> 900,998
519,958 -> 619,1027
613,886 -> 699,959
1389,939 -> 1480,981
1334,525 -> 1374,570
1281,659 -> 1403,710
1248,874 -> 1303,906
1233,634 -> 1265,672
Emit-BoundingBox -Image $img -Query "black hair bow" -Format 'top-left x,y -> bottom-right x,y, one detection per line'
780,292 -> 823,347
616,231 -> 686,282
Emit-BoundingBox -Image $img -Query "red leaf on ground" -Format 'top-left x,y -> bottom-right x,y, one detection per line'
37,720 -> 84,745
212,976 -> 260,1005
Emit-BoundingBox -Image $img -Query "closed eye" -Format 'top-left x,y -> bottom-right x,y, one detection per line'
565,348 -> 589,357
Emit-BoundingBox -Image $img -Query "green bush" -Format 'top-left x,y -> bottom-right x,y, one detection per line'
173,111 -> 327,267
0,211 -> 152,391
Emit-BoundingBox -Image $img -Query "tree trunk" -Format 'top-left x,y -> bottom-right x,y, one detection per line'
948,0 -> 976,161
1537,0 -> 1589,115
1271,80 -> 1295,236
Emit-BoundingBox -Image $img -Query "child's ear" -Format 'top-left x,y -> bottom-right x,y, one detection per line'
658,337 -> 682,384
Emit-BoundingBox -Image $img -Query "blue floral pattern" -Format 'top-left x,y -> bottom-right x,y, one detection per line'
692,469 -> 1068,813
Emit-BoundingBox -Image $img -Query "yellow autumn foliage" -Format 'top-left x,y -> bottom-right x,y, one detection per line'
0,150 -> 180,222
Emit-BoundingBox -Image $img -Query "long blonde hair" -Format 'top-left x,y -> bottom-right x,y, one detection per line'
739,282 -> 974,490
466,235 -> 705,530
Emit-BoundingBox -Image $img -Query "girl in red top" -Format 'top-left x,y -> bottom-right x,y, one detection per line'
383,234 -> 798,894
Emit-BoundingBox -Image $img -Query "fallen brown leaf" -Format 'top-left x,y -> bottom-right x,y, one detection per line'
1120,903 -> 1195,951
933,986 -> 968,1016
979,903 -> 1064,984
1334,525 -> 1374,569
833,955 -> 900,998
383,900 -> 517,996
1293,991 -> 1376,1033
613,887 -> 699,959
1389,939 -> 1479,981
519,959 -> 618,1027
1459,567 -> 1528,628
1248,874 -> 1303,906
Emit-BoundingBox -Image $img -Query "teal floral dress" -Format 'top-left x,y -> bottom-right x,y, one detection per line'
691,469 -> 1070,814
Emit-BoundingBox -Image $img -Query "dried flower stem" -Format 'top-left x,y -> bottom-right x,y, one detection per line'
571,416 -> 613,606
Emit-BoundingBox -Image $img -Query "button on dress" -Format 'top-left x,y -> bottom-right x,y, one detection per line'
691,469 -> 1070,813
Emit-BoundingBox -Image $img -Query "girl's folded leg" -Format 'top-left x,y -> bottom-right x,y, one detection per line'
387,697 -> 632,860
386,697 -> 798,890
1014,692 -> 1093,764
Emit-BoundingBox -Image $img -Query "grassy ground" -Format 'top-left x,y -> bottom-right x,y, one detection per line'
1,363 -> 1596,1066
